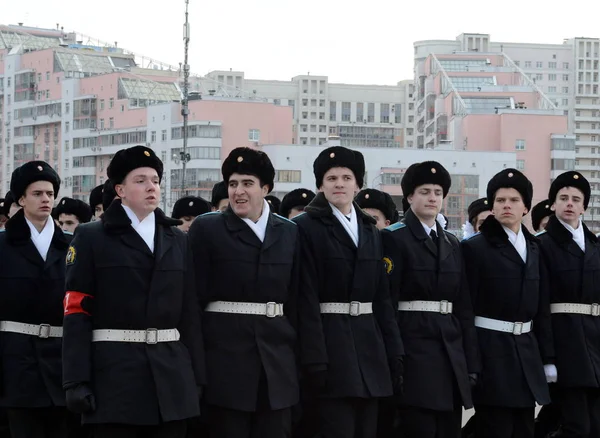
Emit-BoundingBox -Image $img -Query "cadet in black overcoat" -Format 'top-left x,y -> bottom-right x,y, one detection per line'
355,188 -> 397,231
537,171 -> 600,438
293,146 -> 403,438
461,168 -> 553,438
382,161 -> 479,438
280,188 -> 316,220
62,146 -> 205,438
188,147 -> 302,438
0,161 -> 70,438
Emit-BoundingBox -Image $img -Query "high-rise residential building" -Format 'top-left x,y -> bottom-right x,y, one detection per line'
413,33 -> 600,228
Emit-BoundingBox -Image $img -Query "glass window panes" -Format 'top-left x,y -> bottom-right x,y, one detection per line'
171,147 -> 220,160
438,59 -> 488,72
274,170 -> 301,183
443,76 -> 495,94
118,78 -> 181,105
463,97 -> 512,114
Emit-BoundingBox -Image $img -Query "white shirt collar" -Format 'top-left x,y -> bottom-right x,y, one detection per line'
421,221 -> 436,237
558,217 -> 585,252
25,215 -> 55,261
330,202 -> 359,247
121,204 -> 156,253
502,224 -> 527,262
241,199 -> 270,243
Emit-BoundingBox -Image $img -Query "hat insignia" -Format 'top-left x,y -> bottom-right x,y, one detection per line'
302,193 -> 307,198
431,168 -> 437,174
37,165 -> 43,171
545,204 -> 549,209
508,172 -> 514,178
62,200 -> 66,205
365,194 -> 370,199
330,152 -> 335,158
574,174 -> 580,180
484,200 -> 488,205
0,202 -> 3,207
144,151 -> 151,157
189,201 -> 194,207
237,156 -> 244,162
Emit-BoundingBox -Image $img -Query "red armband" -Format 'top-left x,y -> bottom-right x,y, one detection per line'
64,291 -> 93,316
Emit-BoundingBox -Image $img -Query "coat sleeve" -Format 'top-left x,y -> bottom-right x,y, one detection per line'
535,244 -> 555,364
296,223 -> 328,368
460,239 -> 482,370
376,230 -> 404,359
452,239 -> 480,374
179,237 -> 206,387
62,225 -> 96,388
188,217 -> 211,308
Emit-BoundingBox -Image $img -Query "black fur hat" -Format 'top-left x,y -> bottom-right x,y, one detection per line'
401,161 -> 451,199
221,147 -> 275,193
55,197 -> 93,223
468,198 -> 491,225
355,189 -> 397,222
266,195 -> 281,214
89,184 -> 104,209
486,168 -> 533,211
211,181 -> 228,207
548,171 -> 590,209
280,188 -> 316,219
10,161 -> 60,201
313,146 -> 365,189
531,199 -> 553,232
171,196 -> 212,219
107,145 -> 163,185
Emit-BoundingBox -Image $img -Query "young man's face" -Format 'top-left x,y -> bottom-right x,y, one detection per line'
228,174 -> 268,222
473,210 -> 493,232
58,213 -> 80,233
93,204 -> 103,221
19,181 -> 54,222
115,167 -> 160,217
288,206 -> 306,219
553,186 -> 585,227
363,207 -> 390,230
408,184 -> 443,223
216,198 -> 229,212
492,188 -> 528,229
177,215 -> 195,233
320,167 -> 359,211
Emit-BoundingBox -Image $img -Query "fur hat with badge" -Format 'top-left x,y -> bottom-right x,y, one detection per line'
355,189 -> 397,222
548,171 -> 590,209
10,161 -> 60,202
221,147 -> 275,193
400,161 -> 451,199
211,181 -> 228,207
280,189 -> 316,219
468,198 -> 491,225
265,195 -> 281,214
107,145 -> 163,185
313,146 -> 365,189
486,168 -> 533,211
531,199 -> 554,232
89,184 -> 104,209
171,196 -> 212,219
55,197 -> 93,223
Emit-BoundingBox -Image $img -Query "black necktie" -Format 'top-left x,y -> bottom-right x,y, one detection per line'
430,229 -> 438,245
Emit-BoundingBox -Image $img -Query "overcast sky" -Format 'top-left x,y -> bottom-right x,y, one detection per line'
4,0 -> 600,85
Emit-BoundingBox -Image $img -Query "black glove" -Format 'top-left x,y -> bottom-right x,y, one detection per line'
304,364 -> 328,393
65,383 -> 96,414
389,357 -> 404,395
468,373 -> 478,387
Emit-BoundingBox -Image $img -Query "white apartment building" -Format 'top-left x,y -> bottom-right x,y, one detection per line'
413,33 -> 600,224
193,71 -> 414,149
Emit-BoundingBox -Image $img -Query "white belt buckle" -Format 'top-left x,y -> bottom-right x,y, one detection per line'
513,322 -> 524,335
440,300 -> 451,315
350,301 -> 361,317
266,302 -> 280,318
38,324 -> 51,339
145,328 -> 158,344
592,303 -> 600,317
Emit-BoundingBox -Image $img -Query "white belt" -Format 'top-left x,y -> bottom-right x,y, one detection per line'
0,321 -> 63,338
205,301 -> 284,318
474,316 -> 532,335
92,328 -> 180,344
320,302 -> 373,316
551,303 -> 600,316
398,300 -> 453,315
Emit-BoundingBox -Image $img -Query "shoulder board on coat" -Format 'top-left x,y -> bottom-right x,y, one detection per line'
462,231 -> 480,241
385,222 -> 406,232
291,212 -> 307,221
198,211 -> 220,218
63,231 -> 74,236
535,230 -> 547,237
274,213 -> 296,225
0,229 -> 4,233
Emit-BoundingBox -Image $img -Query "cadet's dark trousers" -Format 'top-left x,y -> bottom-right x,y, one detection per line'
397,405 -> 462,438
534,383 -> 561,438
475,405 -> 535,438
553,387 -> 600,438
376,397 -> 398,438
91,420 -> 186,438
6,407 -> 68,438
316,397 -> 378,438
209,405 -> 291,438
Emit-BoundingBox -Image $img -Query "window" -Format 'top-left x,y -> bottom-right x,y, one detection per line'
514,61 -> 520,66
549,74 -> 557,81
46,90 -> 50,98
562,98 -> 569,106
368,103 -> 375,123
548,62 -> 557,69
516,159 -> 525,170
342,102 -> 351,122
151,131 -> 156,142
356,103 -> 364,122
395,104 -> 402,123
65,103 -> 70,114
100,119 -> 105,129
329,101 -> 336,121
100,99 -> 105,110
273,99 -> 280,105
46,71 -> 50,80
408,115 -> 414,123
563,74 -> 569,81
380,103 -> 390,123
65,122 -> 69,132
161,129 -> 167,141
120,105 -> 124,112
109,118 -> 114,129
248,129 -> 260,141
563,87 -> 569,93
525,61 -> 532,68
515,139 -> 526,150
274,170 -> 301,183
593,135 -> 597,142
109,98 -> 114,109
576,110 -> 581,116
536,61 -> 543,68
563,62 -> 569,69
548,86 -> 557,93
